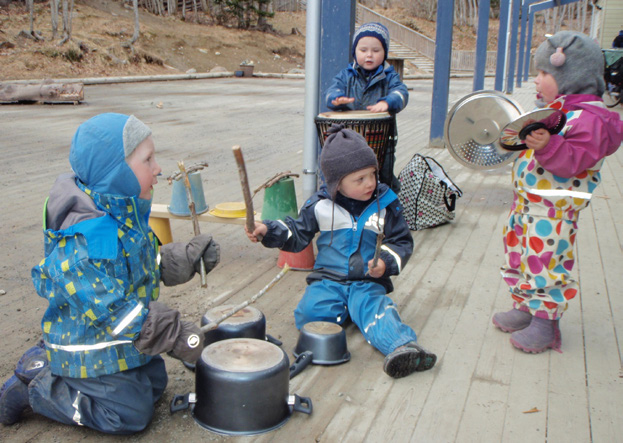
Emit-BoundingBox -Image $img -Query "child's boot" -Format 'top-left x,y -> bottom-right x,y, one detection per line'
15,344 -> 48,385
492,308 -> 532,332
0,375 -> 31,425
383,342 -> 437,378
510,316 -> 562,353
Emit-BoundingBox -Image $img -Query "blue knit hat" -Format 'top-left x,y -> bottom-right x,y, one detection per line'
352,22 -> 390,63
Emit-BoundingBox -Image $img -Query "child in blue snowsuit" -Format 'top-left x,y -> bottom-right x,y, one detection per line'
324,22 -> 409,192
246,125 -> 435,378
0,113 -> 220,433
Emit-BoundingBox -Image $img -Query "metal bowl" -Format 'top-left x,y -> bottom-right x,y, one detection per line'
293,321 -> 350,365
444,90 -> 524,170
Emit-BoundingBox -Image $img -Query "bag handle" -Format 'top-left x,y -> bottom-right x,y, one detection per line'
444,192 -> 457,212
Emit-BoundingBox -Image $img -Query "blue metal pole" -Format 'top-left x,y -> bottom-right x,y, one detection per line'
516,0 -> 529,88
429,0 -> 455,146
506,0 -> 520,93
473,0 -> 491,91
524,10 -> 535,81
495,0 -> 511,91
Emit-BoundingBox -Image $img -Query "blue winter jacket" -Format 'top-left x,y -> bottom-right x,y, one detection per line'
31,113 -> 161,378
261,184 -> 413,293
324,62 -> 409,113
31,174 -> 160,378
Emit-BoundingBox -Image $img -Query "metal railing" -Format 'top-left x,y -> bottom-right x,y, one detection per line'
357,4 -> 497,72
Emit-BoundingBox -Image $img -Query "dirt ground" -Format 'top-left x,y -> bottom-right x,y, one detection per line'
0,0 -> 308,80
0,1 -> 522,82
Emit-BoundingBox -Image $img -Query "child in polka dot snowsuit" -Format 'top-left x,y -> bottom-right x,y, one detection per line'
492,31 -> 623,353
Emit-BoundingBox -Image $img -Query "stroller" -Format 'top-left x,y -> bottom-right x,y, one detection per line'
603,49 -> 623,108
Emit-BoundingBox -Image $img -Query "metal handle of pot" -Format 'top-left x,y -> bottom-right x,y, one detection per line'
170,392 -> 195,414
289,350 -> 313,379
288,394 -> 313,415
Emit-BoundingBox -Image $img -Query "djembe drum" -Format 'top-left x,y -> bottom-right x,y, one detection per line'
315,110 -> 396,171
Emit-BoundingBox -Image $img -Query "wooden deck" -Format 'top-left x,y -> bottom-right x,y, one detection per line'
0,77 -> 621,442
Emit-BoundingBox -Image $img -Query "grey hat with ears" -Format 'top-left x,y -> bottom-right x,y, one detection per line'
320,124 -> 378,198
534,31 -> 605,97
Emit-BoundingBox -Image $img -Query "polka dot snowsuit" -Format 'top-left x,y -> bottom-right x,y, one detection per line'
501,95 -> 622,320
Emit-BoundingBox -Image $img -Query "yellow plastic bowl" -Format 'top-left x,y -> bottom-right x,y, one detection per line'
208,202 -> 251,219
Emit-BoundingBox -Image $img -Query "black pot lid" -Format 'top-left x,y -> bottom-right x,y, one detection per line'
499,108 -> 567,151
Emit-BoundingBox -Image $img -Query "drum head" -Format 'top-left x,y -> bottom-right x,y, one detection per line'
317,110 -> 391,120
203,338 -> 284,373
204,305 -> 264,326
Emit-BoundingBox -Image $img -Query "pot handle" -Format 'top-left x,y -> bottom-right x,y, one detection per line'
289,394 -> 313,415
289,350 -> 313,379
265,334 -> 283,346
170,392 -> 195,414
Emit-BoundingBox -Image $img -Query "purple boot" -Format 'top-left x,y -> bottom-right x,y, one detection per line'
492,309 -> 532,333
510,316 -> 562,353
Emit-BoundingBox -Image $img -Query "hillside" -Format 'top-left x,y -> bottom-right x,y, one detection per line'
0,0 -> 307,80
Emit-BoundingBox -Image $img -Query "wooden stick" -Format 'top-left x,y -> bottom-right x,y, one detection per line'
371,232 -> 385,269
232,145 -> 262,240
200,264 -> 290,333
177,161 -> 207,288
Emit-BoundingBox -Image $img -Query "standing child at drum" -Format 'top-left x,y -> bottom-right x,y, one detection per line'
245,125 -> 436,378
492,31 -> 622,353
324,22 -> 408,192
0,113 -> 220,433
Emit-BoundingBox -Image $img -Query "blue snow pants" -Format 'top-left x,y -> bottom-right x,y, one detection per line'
294,279 -> 417,355
28,355 -> 167,434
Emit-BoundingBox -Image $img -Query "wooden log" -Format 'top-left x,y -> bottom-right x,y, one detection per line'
0,81 -> 84,104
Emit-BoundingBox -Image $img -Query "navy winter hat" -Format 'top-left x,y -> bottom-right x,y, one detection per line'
70,113 -> 152,197
352,22 -> 390,63
534,31 -> 605,97
320,124 -> 378,198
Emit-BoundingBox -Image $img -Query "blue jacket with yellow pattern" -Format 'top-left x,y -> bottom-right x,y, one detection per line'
32,174 -> 160,378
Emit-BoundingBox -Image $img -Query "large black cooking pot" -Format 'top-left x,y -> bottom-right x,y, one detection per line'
171,338 -> 312,435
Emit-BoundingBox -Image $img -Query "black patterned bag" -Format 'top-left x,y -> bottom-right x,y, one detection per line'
397,154 -> 462,230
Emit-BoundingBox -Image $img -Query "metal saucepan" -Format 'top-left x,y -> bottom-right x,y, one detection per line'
201,304 -> 282,346
290,321 -> 351,377
170,338 -> 312,436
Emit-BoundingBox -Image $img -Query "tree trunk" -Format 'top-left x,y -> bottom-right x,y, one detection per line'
0,82 -> 84,104
130,0 -> 140,44
59,0 -> 74,45
50,0 -> 59,39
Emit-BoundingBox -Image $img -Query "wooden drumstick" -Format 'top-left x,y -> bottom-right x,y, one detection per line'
200,264 -> 290,333
232,145 -> 262,241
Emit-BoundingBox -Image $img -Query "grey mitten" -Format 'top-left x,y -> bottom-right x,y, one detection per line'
187,234 -> 221,274
134,302 -> 204,362
160,234 -> 220,286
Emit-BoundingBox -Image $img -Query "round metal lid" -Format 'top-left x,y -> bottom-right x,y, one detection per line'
499,108 -> 567,151
203,338 -> 283,372
444,90 -> 524,170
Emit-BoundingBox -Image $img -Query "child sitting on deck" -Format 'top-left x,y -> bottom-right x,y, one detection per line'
0,113 -> 220,433
492,31 -> 623,353
246,124 -> 436,378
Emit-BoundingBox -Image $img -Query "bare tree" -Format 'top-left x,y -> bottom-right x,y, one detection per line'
59,0 -> 75,46
129,0 -> 140,45
50,0 -> 59,39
